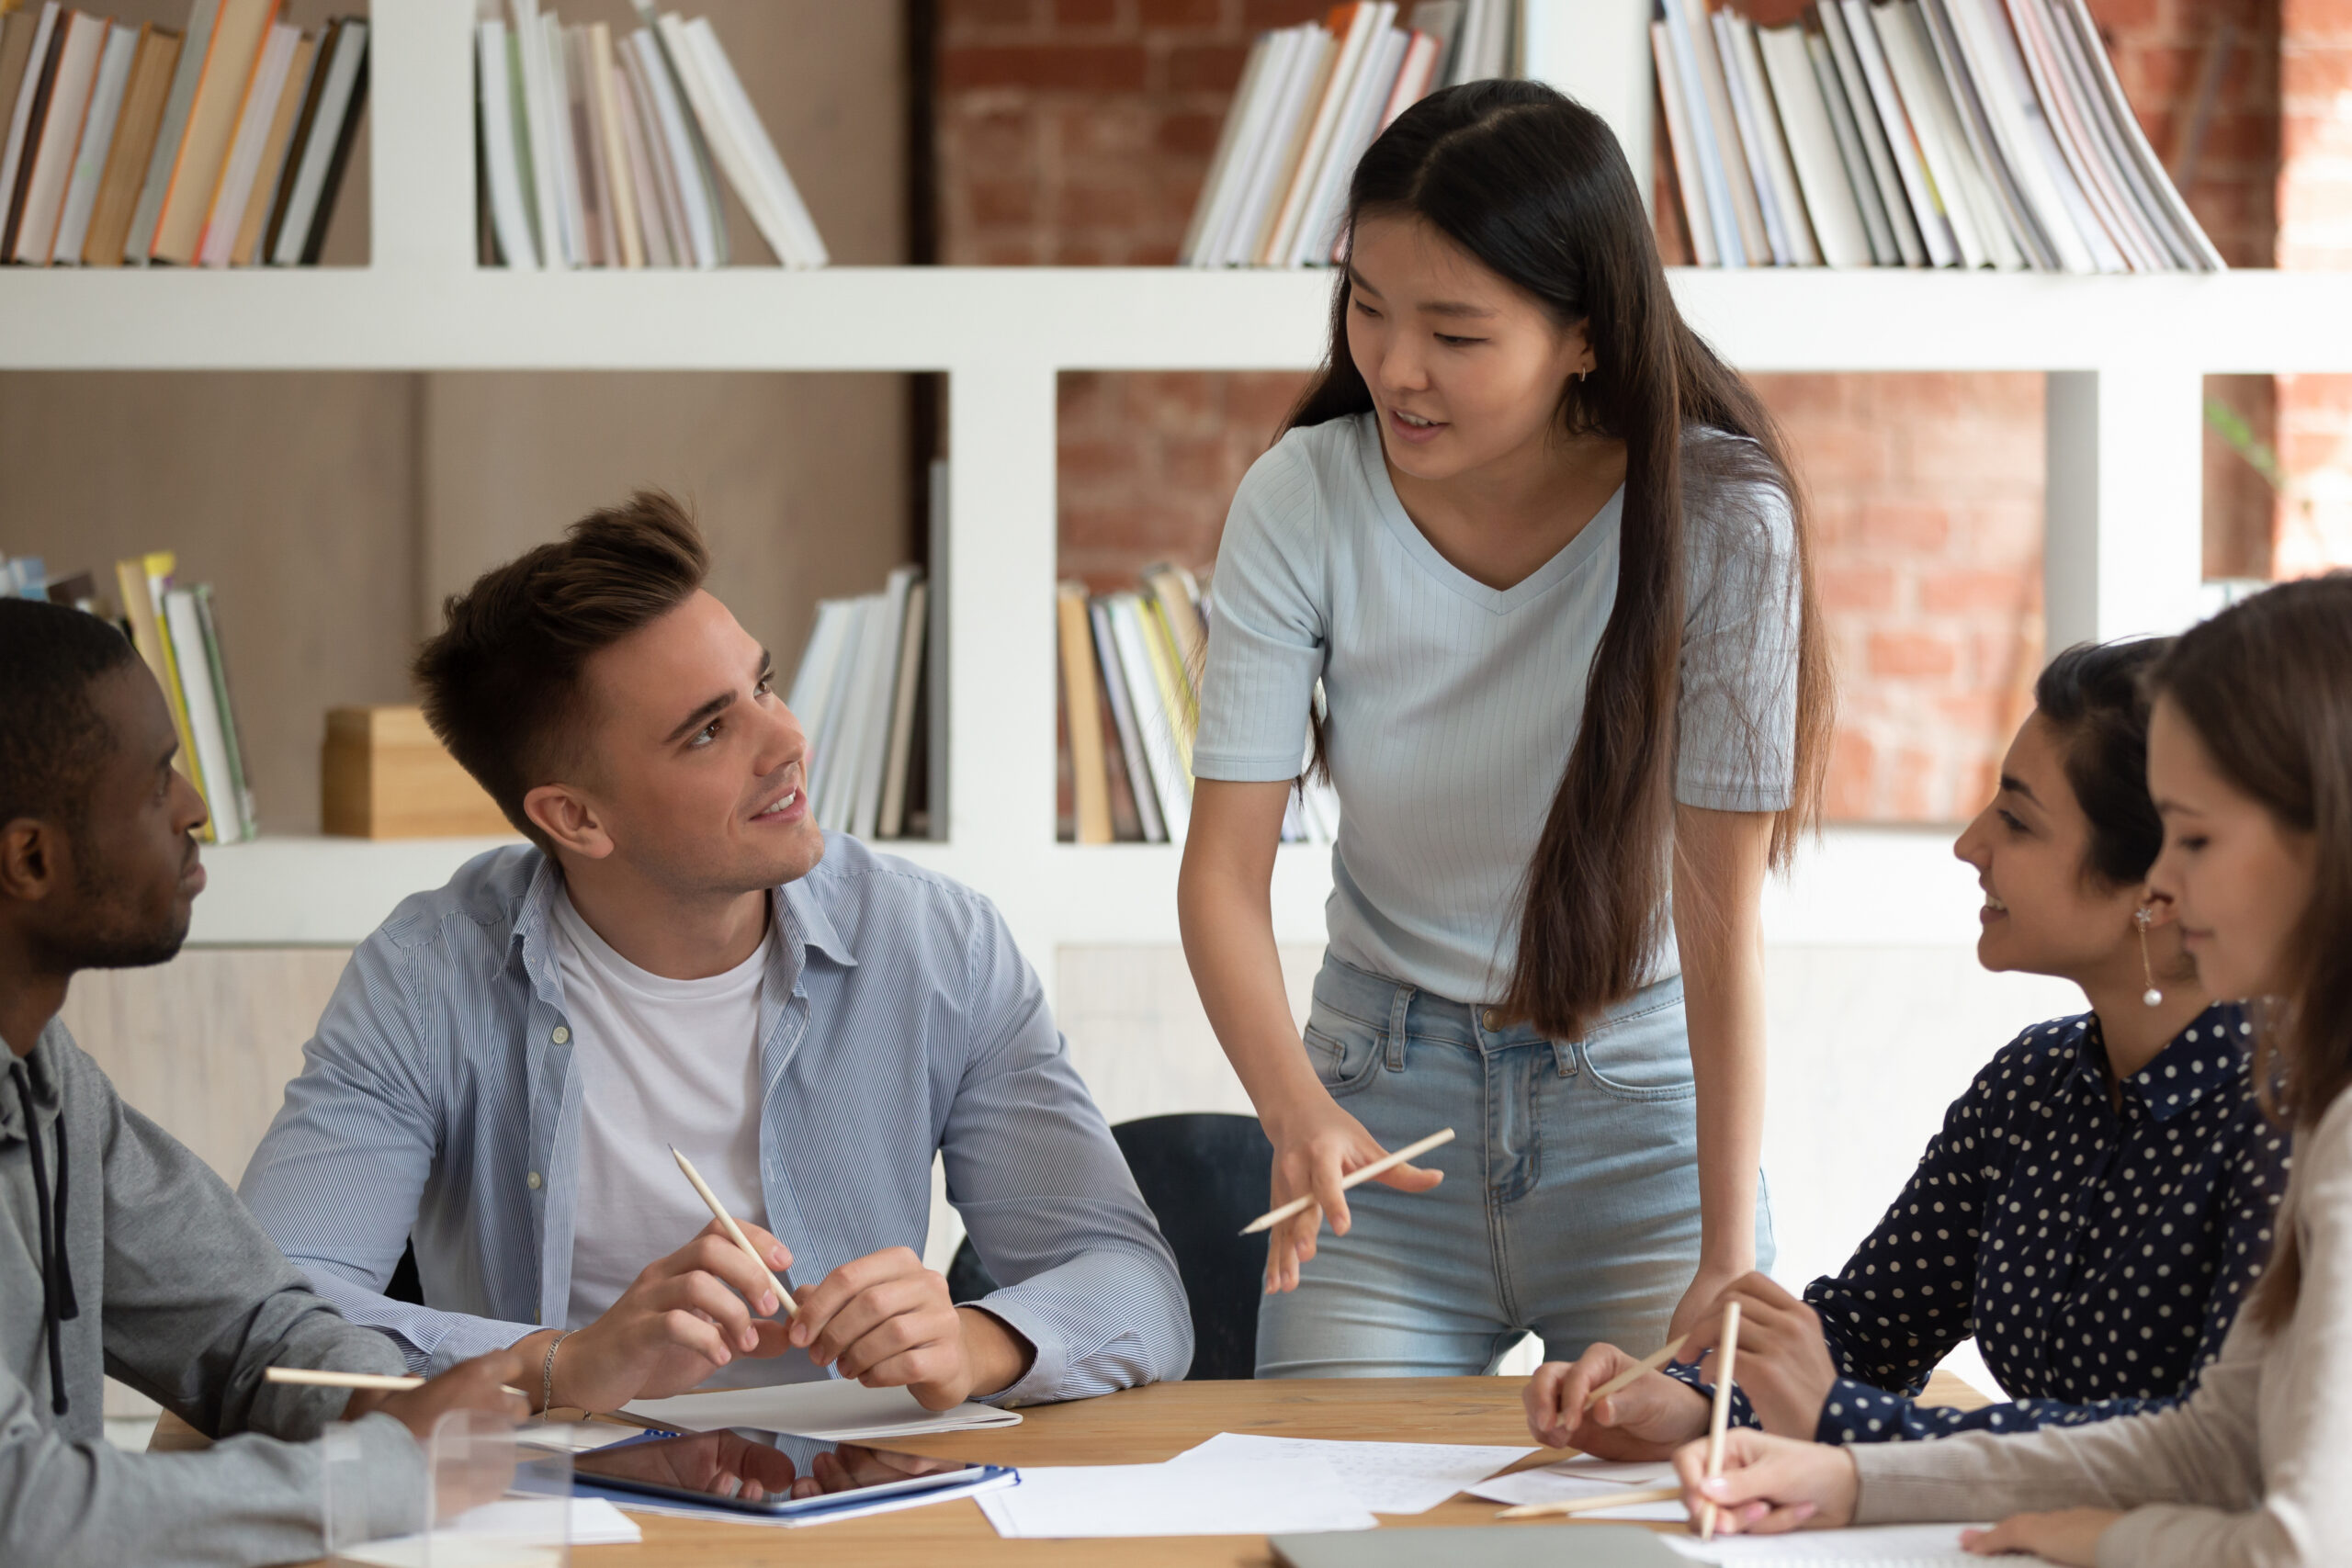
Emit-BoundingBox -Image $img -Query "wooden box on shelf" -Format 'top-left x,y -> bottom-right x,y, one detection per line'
321,705 -> 507,839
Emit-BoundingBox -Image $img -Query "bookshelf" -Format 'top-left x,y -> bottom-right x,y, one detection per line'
4,0 -> 2343,996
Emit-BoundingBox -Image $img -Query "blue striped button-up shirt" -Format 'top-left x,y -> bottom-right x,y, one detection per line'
238,834 -> 1192,1404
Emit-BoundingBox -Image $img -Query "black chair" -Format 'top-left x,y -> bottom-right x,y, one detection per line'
387,1239 -> 424,1304
947,1111 -> 1273,1381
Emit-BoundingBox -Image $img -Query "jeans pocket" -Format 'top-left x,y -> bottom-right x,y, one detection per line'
1302,998 -> 1386,1098
1577,996 -> 1695,1104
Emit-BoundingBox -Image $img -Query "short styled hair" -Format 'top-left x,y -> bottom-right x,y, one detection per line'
0,598 -> 141,830
413,491 -> 710,850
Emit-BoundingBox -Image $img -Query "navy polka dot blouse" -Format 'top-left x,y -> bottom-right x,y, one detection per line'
1678,1001 -> 2288,1444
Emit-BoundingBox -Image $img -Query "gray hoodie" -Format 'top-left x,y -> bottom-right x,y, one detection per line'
2,1018 -> 426,1566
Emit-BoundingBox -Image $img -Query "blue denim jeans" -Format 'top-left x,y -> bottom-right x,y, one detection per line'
1255,954 -> 1773,1377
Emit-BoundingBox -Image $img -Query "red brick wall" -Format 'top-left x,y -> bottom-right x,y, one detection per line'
940,0 -> 1329,265
1764,373 -> 2047,819
938,0 -> 2286,822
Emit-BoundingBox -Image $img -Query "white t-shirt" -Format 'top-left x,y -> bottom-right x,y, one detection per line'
1193,412 -> 1801,1003
553,887 -> 776,1365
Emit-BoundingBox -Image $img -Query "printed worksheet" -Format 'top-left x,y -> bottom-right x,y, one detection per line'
1170,1432 -> 1537,1515
1466,1454 -> 1686,1520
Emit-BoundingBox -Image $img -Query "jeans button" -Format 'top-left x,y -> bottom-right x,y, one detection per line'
1481,1008 -> 1500,1031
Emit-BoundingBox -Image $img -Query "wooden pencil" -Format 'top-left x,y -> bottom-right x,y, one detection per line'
265,1367 -> 531,1398
1497,1484 -> 1683,1520
1238,1128 -> 1456,1235
672,1144 -> 799,1319
1698,1299 -> 1742,1541
266,1367 -> 424,1392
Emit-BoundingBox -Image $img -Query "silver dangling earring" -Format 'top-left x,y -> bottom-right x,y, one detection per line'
2135,906 -> 2163,1008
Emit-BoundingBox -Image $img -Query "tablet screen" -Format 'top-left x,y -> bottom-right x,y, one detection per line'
571,1428 -> 995,1516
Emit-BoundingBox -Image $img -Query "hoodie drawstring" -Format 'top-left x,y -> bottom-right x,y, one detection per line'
9,1059 -> 76,1416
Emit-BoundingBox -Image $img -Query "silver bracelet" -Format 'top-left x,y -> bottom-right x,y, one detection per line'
541,1329 -> 572,1415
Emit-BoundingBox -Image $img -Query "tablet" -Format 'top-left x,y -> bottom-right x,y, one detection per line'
571,1427 -> 1011,1518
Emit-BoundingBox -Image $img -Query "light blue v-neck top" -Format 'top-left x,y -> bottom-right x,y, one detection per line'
1193,412 -> 1802,1004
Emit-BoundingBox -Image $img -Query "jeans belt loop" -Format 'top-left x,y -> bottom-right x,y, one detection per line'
1552,1036 -> 1578,1078
1383,981 -> 1413,1072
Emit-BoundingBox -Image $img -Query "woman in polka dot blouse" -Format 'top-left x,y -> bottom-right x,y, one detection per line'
1651,574 -> 2352,1567
1524,637 -> 2288,1453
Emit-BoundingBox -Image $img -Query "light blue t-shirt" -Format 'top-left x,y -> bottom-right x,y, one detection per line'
1193,412 -> 1801,1004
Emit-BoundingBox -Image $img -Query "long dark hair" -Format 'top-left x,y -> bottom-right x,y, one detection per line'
2148,573 -> 2352,1331
1287,80 -> 1829,1037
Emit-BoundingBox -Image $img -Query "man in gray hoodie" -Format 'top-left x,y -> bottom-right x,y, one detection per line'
0,597 -> 527,1566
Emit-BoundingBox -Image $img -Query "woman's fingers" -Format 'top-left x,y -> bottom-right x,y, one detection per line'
1372,1158 -> 1444,1192
1523,1361 -> 1579,1444
1674,1428 -> 1858,1533
1306,1146 -> 1356,1237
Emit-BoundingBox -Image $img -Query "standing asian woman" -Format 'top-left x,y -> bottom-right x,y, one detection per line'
1178,80 -> 1830,1376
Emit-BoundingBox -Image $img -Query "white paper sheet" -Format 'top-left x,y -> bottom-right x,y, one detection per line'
1465,1454 -> 1687,1521
1170,1432 -> 1534,1515
621,1378 -> 1023,1440
977,1455 -> 1379,1539
1660,1522 -> 2025,1564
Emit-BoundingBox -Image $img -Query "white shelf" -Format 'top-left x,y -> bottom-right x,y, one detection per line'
4,267 -> 2349,375
187,826 -> 1984,953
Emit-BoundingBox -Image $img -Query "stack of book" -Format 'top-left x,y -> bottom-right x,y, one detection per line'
1057,567 -> 1340,848
785,567 -> 931,841
107,552 -> 256,842
0,1 -> 366,268
1652,0 -> 2221,271
1179,1 -> 1519,269
477,3 -> 826,270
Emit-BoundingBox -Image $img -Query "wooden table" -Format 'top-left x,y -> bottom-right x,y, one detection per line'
158,1371 -> 1987,1565
582,1371 -> 1988,1566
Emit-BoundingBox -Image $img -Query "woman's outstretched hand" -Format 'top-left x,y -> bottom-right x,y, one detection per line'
1260,1092 -> 1442,1293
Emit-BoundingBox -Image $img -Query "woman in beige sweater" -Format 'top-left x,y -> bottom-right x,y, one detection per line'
1675,572 -> 2352,1567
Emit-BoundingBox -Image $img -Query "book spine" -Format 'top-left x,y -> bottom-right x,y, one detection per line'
588,23 -> 640,268
0,3 -> 62,260
1653,19 -> 1719,265
134,556 -> 212,839
193,583 -> 256,839
1110,596 -> 1187,841
1091,598 -> 1163,843
1057,583 -> 1114,845
877,579 -> 927,840
164,587 -> 237,842
53,20 -> 139,265
1818,0 -> 1926,265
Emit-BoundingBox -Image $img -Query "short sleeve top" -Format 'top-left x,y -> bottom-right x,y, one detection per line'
1193,412 -> 1801,1004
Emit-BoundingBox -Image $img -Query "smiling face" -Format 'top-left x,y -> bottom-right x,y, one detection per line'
525,589 -> 822,899
2146,695 -> 2316,1001
1952,712 -> 2152,983
1343,212 -> 1591,484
